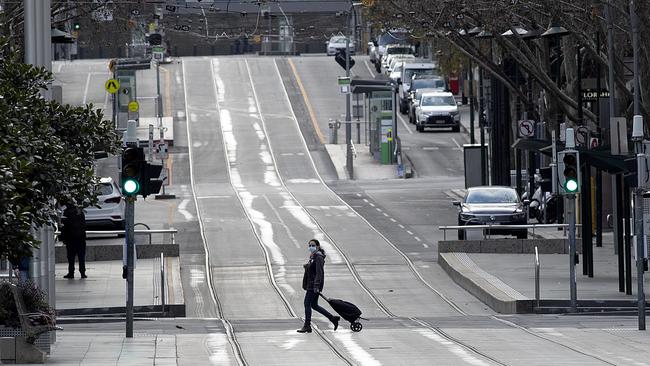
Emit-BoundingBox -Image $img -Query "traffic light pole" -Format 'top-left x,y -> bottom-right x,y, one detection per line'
125,196 -> 135,338
567,194 -> 577,312
345,15 -> 353,179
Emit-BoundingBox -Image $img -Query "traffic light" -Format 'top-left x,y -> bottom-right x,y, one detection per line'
121,147 -> 144,196
335,49 -> 355,71
558,150 -> 580,194
140,162 -> 163,198
73,22 -> 81,30
148,33 -> 162,46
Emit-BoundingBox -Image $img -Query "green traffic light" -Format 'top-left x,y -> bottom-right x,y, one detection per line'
123,179 -> 139,195
565,179 -> 578,192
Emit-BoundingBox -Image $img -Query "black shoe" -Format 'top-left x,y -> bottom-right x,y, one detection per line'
80,273 -> 87,279
63,273 -> 74,279
297,324 -> 312,333
332,316 -> 340,331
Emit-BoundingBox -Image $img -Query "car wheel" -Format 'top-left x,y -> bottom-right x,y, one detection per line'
516,230 -> 528,239
452,125 -> 460,133
416,124 -> 423,132
375,63 -> 381,73
399,101 -> 407,114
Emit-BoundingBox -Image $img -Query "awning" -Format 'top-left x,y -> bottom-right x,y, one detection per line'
51,28 -> 75,44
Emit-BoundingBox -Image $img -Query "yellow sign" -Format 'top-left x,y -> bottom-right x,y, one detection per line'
253,35 -> 261,44
128,101 -> 139,112
105,79 -> 120,94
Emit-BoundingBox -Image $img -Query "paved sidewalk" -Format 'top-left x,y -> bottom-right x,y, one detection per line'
56,258 -> 183,312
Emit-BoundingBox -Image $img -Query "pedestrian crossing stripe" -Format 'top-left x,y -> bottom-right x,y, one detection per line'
105,79 -> 120,94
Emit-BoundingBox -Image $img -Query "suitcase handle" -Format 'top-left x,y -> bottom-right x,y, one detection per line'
318,292 -> 330,302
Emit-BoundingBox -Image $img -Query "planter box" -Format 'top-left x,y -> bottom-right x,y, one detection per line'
0,326 -> 50,354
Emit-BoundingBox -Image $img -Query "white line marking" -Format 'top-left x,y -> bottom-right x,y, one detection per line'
397,112 -> 413,134
196,195 -> 231,199
390,218 -> 397,222
414,237 -> 421,242
363,60 -> 375,78
363,198 -> 369,203
407,230 -> 414,235
422,243 -> 429,248
451,137 -> 463,151
177,199 -> 194,221
375,208 -> 382,212
383,213 -> 389,217
56,62 -> 63,73
398,224 -> 405,228
82,72 -> 92,105
356,193 -> 362,197
422,146 -> 440,151
368,202 -> 375,207
263,194 -> 302,249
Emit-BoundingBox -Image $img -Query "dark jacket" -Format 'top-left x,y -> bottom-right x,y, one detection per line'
61,206 -> 86,247
302,250 -> 326,292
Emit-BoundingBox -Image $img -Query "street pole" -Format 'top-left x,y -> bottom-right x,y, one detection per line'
125,196 -> 135,338
468,59 -> 475,144
478,62 -> 487,185
345,12 -> 353,179
630,0 -> 646,330
568,193 -> 577,312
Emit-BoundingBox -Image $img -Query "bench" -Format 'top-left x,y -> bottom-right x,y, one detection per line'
8,282 -> 61,344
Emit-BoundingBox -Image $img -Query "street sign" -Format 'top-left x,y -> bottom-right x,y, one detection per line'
575,126 -> 589,146
518,120 -> 535,137
105,79 -> 120,94
338,76 -> 351,94
128,101 -> 139,112
155,143 -> 168,160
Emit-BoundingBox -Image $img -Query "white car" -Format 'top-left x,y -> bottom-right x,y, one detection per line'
389,63 -> 404,82
415,91 -> 460,132
386,55 -> 415,75
84,177 -> 126,232
327,35 -> 355,56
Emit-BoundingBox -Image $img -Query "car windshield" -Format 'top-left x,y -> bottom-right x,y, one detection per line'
412,79 -> 445,90
466,189 -> 520,204
421,95 -> 456,107
404,68 -> 436,82
387,47 -> 412,55
331,37 -> 347,44
95,183 -> 113,196
378,32 -> 410,46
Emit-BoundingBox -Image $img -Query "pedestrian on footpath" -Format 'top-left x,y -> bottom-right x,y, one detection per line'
297,239 -> 339,333
61,204 -> 87,279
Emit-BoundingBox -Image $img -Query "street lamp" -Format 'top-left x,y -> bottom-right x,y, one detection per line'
345,1 -> 362,179
475,29 -> 493,185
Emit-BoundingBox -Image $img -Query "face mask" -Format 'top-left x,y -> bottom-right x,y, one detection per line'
308,246 -> 317,254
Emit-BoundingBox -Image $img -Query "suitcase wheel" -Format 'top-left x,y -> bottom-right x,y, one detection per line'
350,322 -> 363,332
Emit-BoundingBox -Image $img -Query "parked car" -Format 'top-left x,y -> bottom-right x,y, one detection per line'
389,63 -> 404,82
399,61 -> 437,113
414,91 -> 460,132
327,35 -> 355,56
84,177 -> 126,234
408,86 -> 445,124
453,186 -> 529,240
407,76 -> 446,123
386,54 -> 415,75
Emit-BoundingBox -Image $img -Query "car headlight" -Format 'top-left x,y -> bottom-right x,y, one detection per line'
451,111 -> 460,120
460,213 -> 474,221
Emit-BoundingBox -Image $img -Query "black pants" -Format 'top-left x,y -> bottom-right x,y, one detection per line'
304,290 -> 335,324
66,243 -> 86,274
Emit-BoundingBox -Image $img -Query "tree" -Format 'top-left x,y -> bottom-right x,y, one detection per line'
368,0 -> 650,130
0,37 -> 120,260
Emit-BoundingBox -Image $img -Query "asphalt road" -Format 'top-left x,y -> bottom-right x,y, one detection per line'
52,57 -> 650,365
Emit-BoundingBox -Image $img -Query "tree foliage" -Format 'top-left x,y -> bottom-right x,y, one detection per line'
0,37 -> 120,260
368,0 -> 650,130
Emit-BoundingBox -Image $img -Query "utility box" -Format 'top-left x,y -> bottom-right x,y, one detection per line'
464,144 -> 488,188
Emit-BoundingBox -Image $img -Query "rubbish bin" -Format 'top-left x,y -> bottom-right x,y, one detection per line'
328,120 -> 340,144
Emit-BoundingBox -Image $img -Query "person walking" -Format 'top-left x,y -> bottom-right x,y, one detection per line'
297,239 -> 339,333
61,204 -> 87,279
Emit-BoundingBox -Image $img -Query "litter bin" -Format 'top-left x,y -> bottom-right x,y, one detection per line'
328,120 -> 340,144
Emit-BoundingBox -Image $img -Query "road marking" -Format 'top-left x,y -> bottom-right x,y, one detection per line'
82,72 -> 92,105
196,195 -> 231,199
56,62 -> 63,73
363,59 -> 375,77
368,202 -> 375,207
414,237 -> 421,242
451,137 -> 463,151
398,224 -> 405,228
287,58 -> 325,144
177,199 -> 194,221
397,112 -> 413,134
383,212 -> 389,217
422,243 -> 429,248
356,193 -> 362,197
263,194 -> 301,249
406,230 -> 413,235
389,218 -> 396,222
375,208 -> 382,212
422,146 -> 440,150
363,198 -> 369,203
